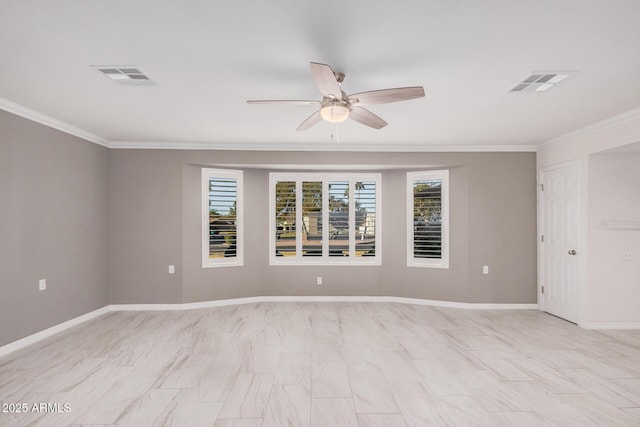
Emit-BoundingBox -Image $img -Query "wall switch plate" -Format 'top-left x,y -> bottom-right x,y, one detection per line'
623,252 -> 632,261
483,266 -> 489,274
39,279 -> 46,291
168,265 -> 175,274
316,277 -> 323,285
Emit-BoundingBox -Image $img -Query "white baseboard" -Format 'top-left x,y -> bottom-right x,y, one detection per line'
579,322 -> 640,330
111,296 -> 539,311
382,297 -> 538,310
0,296 -> 539,358
0,306 -> 111,358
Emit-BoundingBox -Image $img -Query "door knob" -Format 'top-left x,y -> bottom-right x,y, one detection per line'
568,249 -> 577,255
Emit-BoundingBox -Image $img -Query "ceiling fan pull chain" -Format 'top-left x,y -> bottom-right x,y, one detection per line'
330,123 -> 339,143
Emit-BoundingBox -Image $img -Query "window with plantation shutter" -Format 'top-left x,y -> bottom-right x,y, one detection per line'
274,180 -> 297,258
202,168 -> 243,268
407,170 -> 449,268
270,173 -> 381,265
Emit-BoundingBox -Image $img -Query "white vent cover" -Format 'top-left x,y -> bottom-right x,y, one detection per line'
509,71 -> 575,93
91,66 -> 157,86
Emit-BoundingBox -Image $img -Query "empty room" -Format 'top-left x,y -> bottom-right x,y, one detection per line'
1,1 -> 640,426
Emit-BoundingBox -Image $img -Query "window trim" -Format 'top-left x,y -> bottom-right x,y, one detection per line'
202,168 -> 243,268
406,170 -> 449,268
269,172 -> 381,266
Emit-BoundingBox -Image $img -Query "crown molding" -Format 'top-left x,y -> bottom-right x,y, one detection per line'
539,106 -> 640,150
0,97 -> 537,152
109,140 -> 537,152
0,97 -> 110,147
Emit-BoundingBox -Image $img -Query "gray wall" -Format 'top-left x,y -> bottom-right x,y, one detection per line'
0,107 -> 537,348
0,110 -> 109,346
108,150 -> 182,303
109,150 -> 537,305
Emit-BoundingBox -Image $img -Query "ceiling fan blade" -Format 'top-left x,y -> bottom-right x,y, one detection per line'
310,62 -> 343,100
296,110 -> 322,131
247,100 -> 320,105
348,86 -> 425,106
349,107 -> 388,129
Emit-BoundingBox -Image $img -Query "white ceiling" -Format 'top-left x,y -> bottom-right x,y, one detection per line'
1,0 -> 640,151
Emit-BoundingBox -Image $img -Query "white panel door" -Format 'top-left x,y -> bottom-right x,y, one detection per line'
542,163 -> 581,323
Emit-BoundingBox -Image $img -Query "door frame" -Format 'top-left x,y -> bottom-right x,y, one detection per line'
537,159 -> 584,323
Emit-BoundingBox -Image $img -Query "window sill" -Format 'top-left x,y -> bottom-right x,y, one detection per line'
407,261 -> 449,269
270,258 -> 381,267
202,261 -> 244,269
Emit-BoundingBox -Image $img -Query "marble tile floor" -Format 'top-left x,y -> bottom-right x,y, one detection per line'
1,302 -> 640,426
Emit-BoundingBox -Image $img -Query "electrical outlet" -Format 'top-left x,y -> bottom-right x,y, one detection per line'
316,277 -> 323,285
39,279 -> 46,291
483,266 -> 489,274
168,265 -> 175,274
623,252 -> 632,261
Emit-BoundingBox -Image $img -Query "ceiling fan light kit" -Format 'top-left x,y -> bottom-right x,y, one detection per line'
247,62 -> 425,131
320,101 -> 350,123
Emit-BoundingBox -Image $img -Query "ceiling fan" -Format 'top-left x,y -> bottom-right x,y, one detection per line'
247,62 -> 425,131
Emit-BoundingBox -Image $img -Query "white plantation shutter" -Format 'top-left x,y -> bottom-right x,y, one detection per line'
274,180 -> 297,258
202,169 -> 243,268
407,170 -> 449,268
328,181 -> 349,257
270,173 -> 381,265
355,181 -> 376,257
208,177 -> 238,258
412,179 -> 442,258
302,181 -> 323,257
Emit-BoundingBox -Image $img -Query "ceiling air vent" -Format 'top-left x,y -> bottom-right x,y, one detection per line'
509,71 -> 575,93
91,66 -> 157,86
